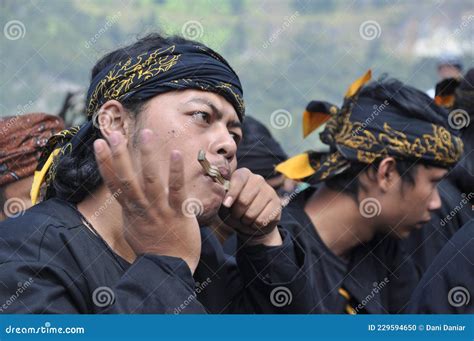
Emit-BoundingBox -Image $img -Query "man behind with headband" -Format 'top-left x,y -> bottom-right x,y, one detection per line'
276,71 -> 463,313
402,68 -> 474,274
0,113 -> 64,221
0,34 -> 311,313
407,69 -> 473,314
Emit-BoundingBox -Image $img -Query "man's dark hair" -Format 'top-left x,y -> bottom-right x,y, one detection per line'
325,77 -> 454,198
51,33 -> 205,203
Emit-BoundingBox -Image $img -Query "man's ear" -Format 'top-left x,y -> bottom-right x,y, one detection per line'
376,157 -> 400,192
94,100 -> 132,141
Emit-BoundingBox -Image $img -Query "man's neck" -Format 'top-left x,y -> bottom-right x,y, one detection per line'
303,185 -> 375,258
77,185 -> 136,263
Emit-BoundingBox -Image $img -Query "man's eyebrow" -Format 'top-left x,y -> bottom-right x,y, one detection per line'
186,97 -> 242,131
432,172 -> 448,182
229,121 -> 242,130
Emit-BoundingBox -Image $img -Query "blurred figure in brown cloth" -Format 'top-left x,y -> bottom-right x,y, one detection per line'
0,113 -> 64,221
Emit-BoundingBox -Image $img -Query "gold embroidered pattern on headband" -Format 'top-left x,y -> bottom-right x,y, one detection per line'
327,111 -> 464,166
87,45 -> 181,117
215,82 -> 245,115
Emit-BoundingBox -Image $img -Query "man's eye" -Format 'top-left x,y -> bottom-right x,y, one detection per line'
230,132 -> 241,144
192,111 -> 211,123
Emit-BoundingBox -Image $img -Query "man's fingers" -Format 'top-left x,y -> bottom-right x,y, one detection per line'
139,129 -> 167,207
254,198 -> 282,230
104,131 -> 147,208
94,139 -> 121,194
231,176 -> 266,220
222,168 -> 251,208
240,194 -> 274,226
168,150 -> 186,210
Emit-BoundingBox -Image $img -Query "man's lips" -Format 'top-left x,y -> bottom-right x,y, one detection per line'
215,165 -> 231,181
415,220 -> 431,228
197,150 -> 232,182
200,162 -> 231,181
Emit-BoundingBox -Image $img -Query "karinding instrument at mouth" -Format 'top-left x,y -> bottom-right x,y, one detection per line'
198,150 -> 230,191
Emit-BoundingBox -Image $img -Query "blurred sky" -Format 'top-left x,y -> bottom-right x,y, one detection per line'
1,0 -> 472,154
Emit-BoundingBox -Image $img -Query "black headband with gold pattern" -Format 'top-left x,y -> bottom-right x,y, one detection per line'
31,43 -> 245,204
276,70 -> 464,182
87,44 -> 244,120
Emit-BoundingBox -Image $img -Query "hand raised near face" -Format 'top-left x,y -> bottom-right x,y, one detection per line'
94,129 -> 201,273
219,168 -> 283,246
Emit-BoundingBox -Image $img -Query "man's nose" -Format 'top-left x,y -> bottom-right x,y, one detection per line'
209,125 -> 237,163
428,188 -> 442,211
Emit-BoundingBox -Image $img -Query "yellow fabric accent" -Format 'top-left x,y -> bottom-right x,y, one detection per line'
338,288 -> 351,300
30,148 -> 60,205
275,153 -> 315,180
303,110 -> 331,138
345,305 -> 357,315
345,69 -> 372,98
339,288 -> 357,314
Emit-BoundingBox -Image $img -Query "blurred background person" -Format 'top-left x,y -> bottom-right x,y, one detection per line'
404,67 -> 474,274
427,54 -> 464,98
0,113 -> 64,221
236,115 -> 297,199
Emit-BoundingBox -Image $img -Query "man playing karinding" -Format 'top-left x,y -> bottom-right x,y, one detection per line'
276,71 -> 464,314
0,34 -> 311,314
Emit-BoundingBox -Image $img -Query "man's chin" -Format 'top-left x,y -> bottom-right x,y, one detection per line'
197,204 -> 222,226
390,228 -> 412,240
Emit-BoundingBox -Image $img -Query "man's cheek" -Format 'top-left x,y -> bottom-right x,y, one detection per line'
229,159 -> 238,173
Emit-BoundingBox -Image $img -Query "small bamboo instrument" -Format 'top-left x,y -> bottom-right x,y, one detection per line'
198,150 -> 230,191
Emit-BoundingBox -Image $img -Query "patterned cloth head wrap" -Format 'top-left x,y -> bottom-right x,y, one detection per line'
31,43 -> 245,204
